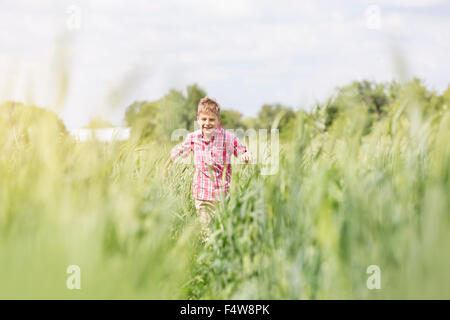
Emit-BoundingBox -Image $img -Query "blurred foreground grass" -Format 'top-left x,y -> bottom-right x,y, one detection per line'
0,79 -> 449,299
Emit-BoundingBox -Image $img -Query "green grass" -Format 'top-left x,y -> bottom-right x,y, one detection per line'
0,83 -> 449,299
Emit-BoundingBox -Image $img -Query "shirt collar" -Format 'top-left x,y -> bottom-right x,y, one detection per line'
214,125 -> 223,137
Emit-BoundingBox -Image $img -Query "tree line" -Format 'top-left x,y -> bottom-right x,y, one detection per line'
124,79 -> 450,143
1,78 -> 449,143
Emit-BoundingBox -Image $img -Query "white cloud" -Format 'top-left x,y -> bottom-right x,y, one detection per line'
0,0 -> 449,129
363,0 -> 448,8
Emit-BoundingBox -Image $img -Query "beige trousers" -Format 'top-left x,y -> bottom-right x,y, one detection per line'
194,199 -> 217,239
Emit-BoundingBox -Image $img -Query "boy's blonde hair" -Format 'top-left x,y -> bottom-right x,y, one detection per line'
198,96 -> 220,118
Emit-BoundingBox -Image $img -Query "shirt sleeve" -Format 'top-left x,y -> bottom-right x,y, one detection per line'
170,133 -> 194,160
232,134 -> 248,157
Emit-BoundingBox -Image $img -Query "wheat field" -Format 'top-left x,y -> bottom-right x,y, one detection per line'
0,75 -> 449,299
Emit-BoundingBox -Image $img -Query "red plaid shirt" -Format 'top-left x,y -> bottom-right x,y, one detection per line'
170,125 -> 248,201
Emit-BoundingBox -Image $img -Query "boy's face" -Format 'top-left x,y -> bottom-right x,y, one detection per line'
197,111 -> 220,136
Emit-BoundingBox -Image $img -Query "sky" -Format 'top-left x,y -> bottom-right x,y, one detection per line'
0,0 -> 449,129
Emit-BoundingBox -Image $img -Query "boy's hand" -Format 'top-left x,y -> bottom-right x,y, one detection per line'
240,152 -> 251,164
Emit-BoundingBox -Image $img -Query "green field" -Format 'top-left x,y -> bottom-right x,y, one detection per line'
0,79 -> 449,299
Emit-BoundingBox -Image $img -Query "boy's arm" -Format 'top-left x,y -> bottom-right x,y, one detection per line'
232,135 -> 252,164
163,133 -> 194,180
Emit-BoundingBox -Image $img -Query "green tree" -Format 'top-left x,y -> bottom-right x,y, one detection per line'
124,84 -> 207,143
355,80 -> 390,115
155,89 -> 186,142
0,101 -> 68,143
442,85 -> 450,109
257,103 -> 296,131
84,116 -> 114,129
125,100 -> 160,141
220,110 -> 245,129
330,80 -> 390,116
401,78 -> 444,114
183,84 -> 207,131
315,80 -> 392,131
241,117 -> 258,130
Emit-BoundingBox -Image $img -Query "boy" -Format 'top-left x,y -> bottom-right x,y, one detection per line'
163,97 -> 251,241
